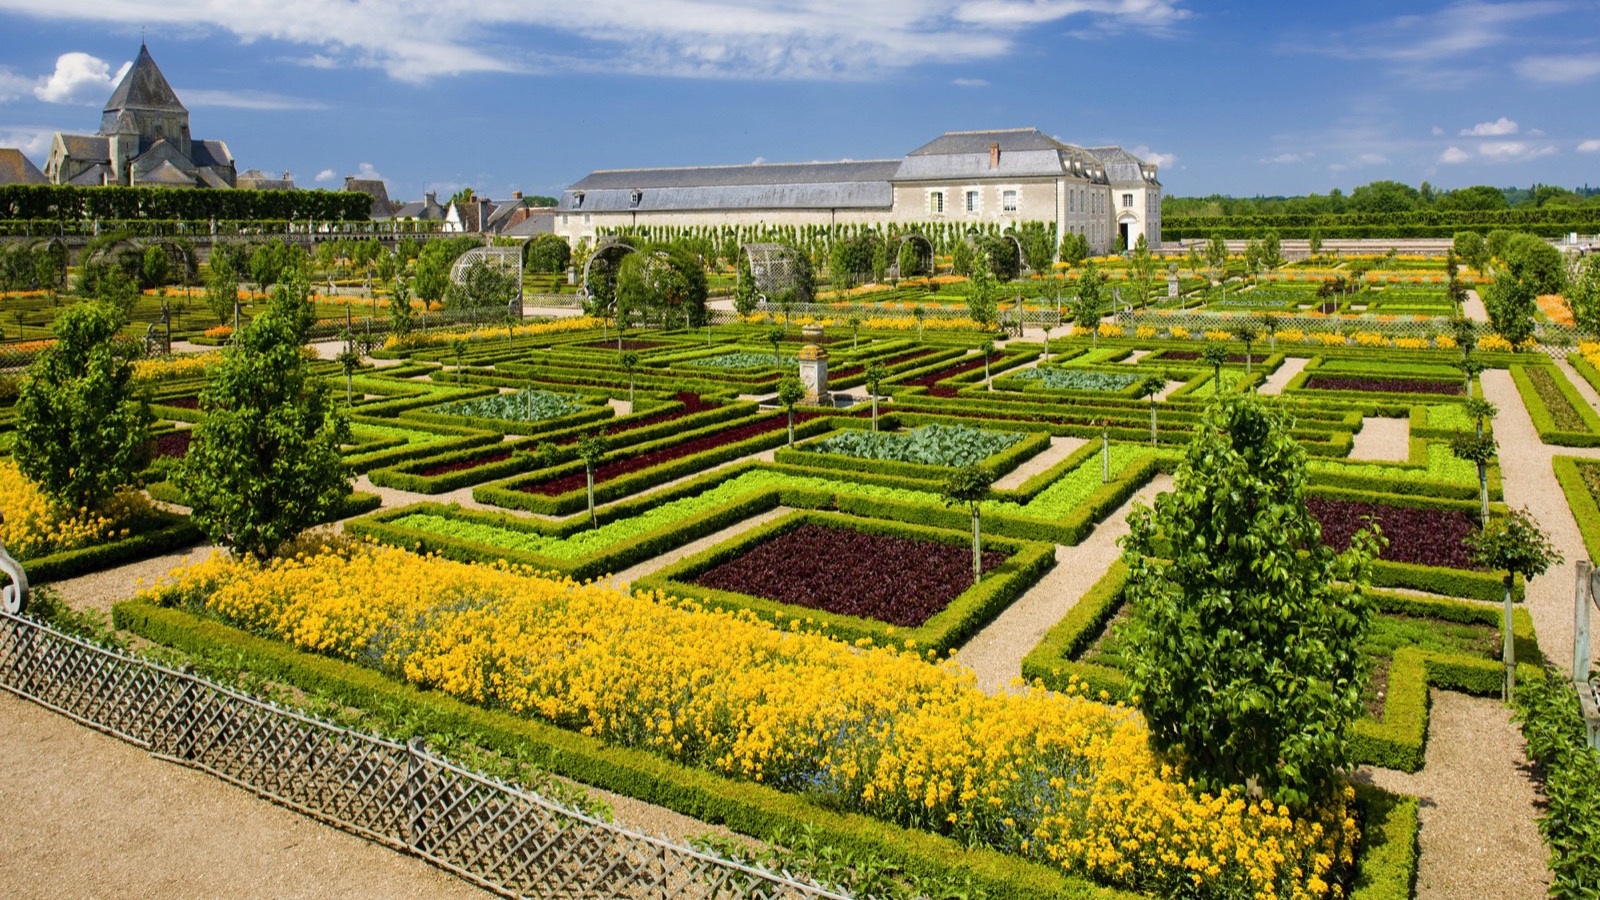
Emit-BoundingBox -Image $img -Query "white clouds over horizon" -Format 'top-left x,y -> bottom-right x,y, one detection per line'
1515,53 -> 1600,84
1579,140 -> 1600,154
33,52 -> 130,104
1479,140 -> 1558,161
1461,116 -> 1517,136
1439,146 -> 1472,164
0,0 -> 1191,81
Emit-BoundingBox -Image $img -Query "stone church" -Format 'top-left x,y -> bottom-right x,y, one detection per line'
43,43 -> 237,189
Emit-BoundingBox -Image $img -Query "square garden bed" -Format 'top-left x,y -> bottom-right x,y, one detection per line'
634,510 -> 1055,653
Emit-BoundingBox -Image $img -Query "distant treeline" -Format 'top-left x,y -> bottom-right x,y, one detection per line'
0,184 -> 373,222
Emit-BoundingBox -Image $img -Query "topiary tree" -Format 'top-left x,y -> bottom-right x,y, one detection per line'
388,278 -> 415,342
1570,254 -> 1600,338
864,362 -> 887,432
1040,319 -> 1054,360
1138,373 -> 1167,446
576,431 -> 607,528
942,463 -> 994,585
1467,507 -> 1561,699
1206,234 -> 1229,287
1233,321 -> 1258,378
620,350 -> 640,409
767,327 -> 786,368
451,338 -> 468,386
847,314 -> 862,351
1450,429 -> 1497,526
777,375 -> 805,447
1075,262 -> 1105,347
14,301 -> 152,511
1201,342 -> 1231,394
175,301 -> 351,561
967,255 -> 997,327
979,339 -> 996,383
912,304 -> 926,341
1120,392 -> 1384,807
335,331 -> 361,405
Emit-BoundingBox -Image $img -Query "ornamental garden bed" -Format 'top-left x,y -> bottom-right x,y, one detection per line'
577,340 -> 666,351
151,430 -> 192,460
1307,495 -> 1480,570
636,509 -> 1054,652
1156,350 -> 1252,364
690,521 -> 1009,626
898,356 -> 989,397
1304,375 -> 1463,396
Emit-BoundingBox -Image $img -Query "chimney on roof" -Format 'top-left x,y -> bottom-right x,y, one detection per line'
989,142 -> 1000,169
512,191 -> 522,201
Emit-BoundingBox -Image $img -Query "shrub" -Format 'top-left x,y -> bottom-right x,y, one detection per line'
1121,392 -> 1383,808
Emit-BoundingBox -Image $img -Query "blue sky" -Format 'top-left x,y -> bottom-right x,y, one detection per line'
0,1 -> 1596,203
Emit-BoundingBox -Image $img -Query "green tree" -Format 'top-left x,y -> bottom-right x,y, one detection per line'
1466,507 -> 1560,698
1233,321 -> 1258,378
95,265 -> 140,320
767,327 -> 786,367
967,255 -> 997,327
526,234 -> 571,274
1449,429 -> 1497,526
142,245 -> 169,289
978,339 -> 995,382
942,464 -> 995,585
335,333 -> 361,405
1075,262 -> 1106,347
1500,232 -> 1568,296
1120,392 -> 1383,806
1201,342 -> 1231,394
897,238 -> 926,278
620,351 -> 640,408
912,304 -> 927,341
1206,235 -> 1229,285
1485,267 -> 1539,348
733,251 -> 759,317
1454,231 -> 1489,272
205,269 -> 239,326
577,431 -> 607,528
1570,255 -> 1600,337
450,259 -> 517,312
1138,373 -> 1167,445
388,278 -> 415,341
847,314 -> 862,351
864,361 -> 887,432
14,302 -> 152,511
1130,234 -> 1156,310
777,375 -> 805,447
175,302 -> 351,561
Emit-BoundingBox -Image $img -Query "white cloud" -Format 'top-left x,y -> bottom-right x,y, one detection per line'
1439,146 -> 1472,164
1261,152 -> 1303,164
0,0 -> 1194,81
314,168 -> 336,182
1515,53 -> 1600,84
1579,139 -> 1600,153
750,156 -> 767,164
1312,1 -> 1564,64
0,125 -> 56,158
356,162 -> 387,183
1431,126 -> 1444,136
1354,152 -> 1390,166
1527,127 -> 1546,137
177,88 -> 328,110
1461,116 -> 1517,136
952,77 -> 989,87
1131,144 -> 1176,168
1479,140 -> 1559,161
0,67 -> 34,103
34,52 -> 130,104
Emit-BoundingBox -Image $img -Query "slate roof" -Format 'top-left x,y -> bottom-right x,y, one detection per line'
67,163 -> 114,186
905,128 -> 1066,156
237,169 -> 295,191
190,140 -> 233,169
1085,146 -> 1160,186
343,177 -> 394,217
0,149 -> 46,186
57,134 -> 110,162
501,211 -> 553,237
104,43 -> 187,113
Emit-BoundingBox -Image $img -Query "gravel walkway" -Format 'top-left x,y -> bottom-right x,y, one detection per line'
1258,357 -> 1309,395
1481,368 -> 1600,677
1463,289 -> 1489,323
1358,691 -> 1547,900
992,437 -> 1088,490
1349,417 -> 1412,461
957,476 -> 1172,693
0,691 -> 494,899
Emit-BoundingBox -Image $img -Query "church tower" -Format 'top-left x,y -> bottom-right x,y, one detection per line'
99,43 -> 191,161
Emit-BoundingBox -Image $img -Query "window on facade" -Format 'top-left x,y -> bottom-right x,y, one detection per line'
573,192 -> 584,208
562,214 -> 569,225
1002,190 -> 1018,212
1068,192 -> 1074,213
930,192 -> 945,214
1122,193 -> 1133,208
965,190 -> 978,212
583,213 -> 592,224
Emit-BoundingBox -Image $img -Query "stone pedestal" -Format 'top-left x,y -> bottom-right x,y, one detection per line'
798,344 -> 829,404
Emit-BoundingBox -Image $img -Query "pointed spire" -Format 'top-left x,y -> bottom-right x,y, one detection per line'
104,43 -> 186,114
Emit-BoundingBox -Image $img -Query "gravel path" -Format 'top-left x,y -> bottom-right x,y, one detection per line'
957,476 -> 1172,693
1481,368 -> 1600,677
48,543 -> 214,614
0,691 -> 495,900
1357,691 -> 1547,900
1463,289 -> 1489,323
1258,357 -> 1309,395
992,436 -> 1088,490
1349,417 -> 1412,461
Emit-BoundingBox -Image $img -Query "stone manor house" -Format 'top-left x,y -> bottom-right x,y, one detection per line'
555,129 -> 1163,255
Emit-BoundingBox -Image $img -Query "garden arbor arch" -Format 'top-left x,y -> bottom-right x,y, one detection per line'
449,246 -> 523,296
737,243 -> 810,303
85,236 -> 197,285
579,238 -> 638,299
890,232 -> 934,278
961,231 -> 1025,279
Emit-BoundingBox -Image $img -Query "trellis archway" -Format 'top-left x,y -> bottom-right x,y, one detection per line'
450,246 -> 523,292
889,233 -> 934,279
737,243 -> 811,303
579,238 -> 638,298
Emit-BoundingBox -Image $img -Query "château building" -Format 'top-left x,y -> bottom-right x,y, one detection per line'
555,128 -> 1162,255
42,43 -> 237,189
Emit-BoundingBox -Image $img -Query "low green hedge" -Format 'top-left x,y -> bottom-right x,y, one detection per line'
1510,364 -> 1600,448
110,597 -> 1416,900
1553,455 -> 1600,563
634,510 -> 1056,654
773,426 -> 1050,483
21,511 -> 200,583
1020,564 -> 1541,772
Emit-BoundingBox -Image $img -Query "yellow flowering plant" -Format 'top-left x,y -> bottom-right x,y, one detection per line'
145,541 -> 1361,900
0,460 -> 151,560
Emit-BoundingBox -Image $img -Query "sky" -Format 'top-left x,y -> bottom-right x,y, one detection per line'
0,0 -> 1596,203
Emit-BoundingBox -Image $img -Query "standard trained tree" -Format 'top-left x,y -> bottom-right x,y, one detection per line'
864,361 -> 887,432
942,463 -> 994,585
1467,507 -> 1560,699
15,301 -> 152,511
176,299 -> 351,561
1120,392 -> 1383,807
777,375 -> 805,447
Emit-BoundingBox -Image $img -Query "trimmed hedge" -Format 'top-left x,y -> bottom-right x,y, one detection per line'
110,597 -> 1417,900
774,426 -> 1050,482
634,509 -> 1056,654
1553,455 -> 1600,564
20,511 -> 200,583
1510,364 -> 1600,448
1020,564 -> 1541,772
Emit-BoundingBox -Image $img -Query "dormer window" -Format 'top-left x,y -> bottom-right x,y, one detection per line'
629,189 -> 642,208
572,192 -> 585,209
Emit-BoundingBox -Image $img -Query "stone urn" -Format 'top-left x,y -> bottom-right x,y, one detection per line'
801,324 -> 825,343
